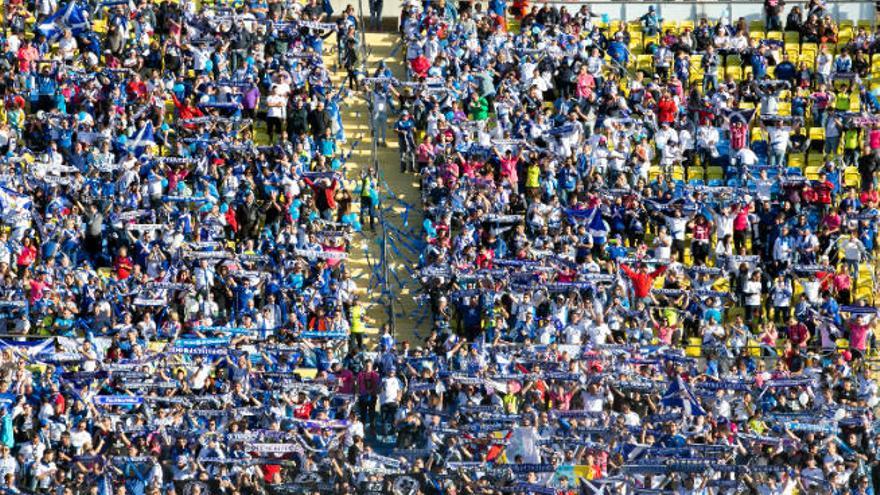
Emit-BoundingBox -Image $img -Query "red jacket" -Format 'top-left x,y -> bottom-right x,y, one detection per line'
171,94 -> 204,121
621,264 -> 668,298
657,98 -> 677,124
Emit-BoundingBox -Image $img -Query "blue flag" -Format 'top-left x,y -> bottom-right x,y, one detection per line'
36,2 -> 90,41
660,375 -> 706,416
127,122 -> 155,156
588,209 -> 608,242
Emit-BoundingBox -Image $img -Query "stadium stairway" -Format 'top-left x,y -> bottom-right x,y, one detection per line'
323,32 -> 425,345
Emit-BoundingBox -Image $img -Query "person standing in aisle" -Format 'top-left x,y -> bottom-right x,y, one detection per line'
369,0 -> 383,31
395,110 -> 416,173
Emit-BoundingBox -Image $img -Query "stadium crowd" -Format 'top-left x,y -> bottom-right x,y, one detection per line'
2,0 -> 880,492
371,0 -> 880,493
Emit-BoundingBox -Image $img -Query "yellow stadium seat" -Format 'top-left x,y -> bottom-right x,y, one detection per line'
808,127 -> 825,141
637,54 -> 654,73
788,153 -> 805,169
805,166 -> 821,180
661,21 -> 679,34
751,32 -> 765,42
777,101 -> 791,116
749,20 -> 765,34
844,168 -> 861,188
871,54 -> 880,69
628,21 -> 641,33
649,166 -> 662,182
784,31 -> 800,44
801,43 -> 819,58
706,166 -> 724,180
680,20 -> 694,32
726,66 -> 742,81
767,31 -> 783,41
855,284 -> 874,304
671,166 -> 685,181
840,19 -> 855,29
800,54 -> 818,70
643,35 -> 659,49
748,339 -> 762,357
859,20 -> 873,30
726,54 -> 742,67
850,94 -> 861,109
686,167 -> 705,182
629,41 -> 643,55
93,19 -> 108,34
807,152 -> 825,167
686,337 -> 702,357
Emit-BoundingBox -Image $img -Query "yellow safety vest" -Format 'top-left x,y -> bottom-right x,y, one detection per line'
350,304 -> 365,334
525,165 -> 540,188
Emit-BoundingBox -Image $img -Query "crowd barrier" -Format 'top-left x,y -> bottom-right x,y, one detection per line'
542,0 -> 876,27
336,0 -> 878,26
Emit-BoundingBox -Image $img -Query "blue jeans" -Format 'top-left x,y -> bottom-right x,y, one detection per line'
769,148 -> 786,168
814,108 -> 827,127
825,136 -> 840,155
703,74 -> 718,94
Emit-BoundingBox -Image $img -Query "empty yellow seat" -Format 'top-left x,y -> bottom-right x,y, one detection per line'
784,31 -> 800,43
844,168 -> 861,188
726,66 -> 742,80
805,165 -> 821,180
749,20 -> 765,34
686,167 -> 706,182
767,31 -> 783,41
661,21 -> 679,34
798,54 -> 816,70
801,43 -> 819,57
808,127 -> 825,141
706,166 -> 724,180
777,101 -> 791,116
807,152 -> 825,167
855,284 -> 874,304
671,166 -> 685,181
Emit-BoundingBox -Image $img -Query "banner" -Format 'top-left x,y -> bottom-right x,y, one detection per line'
166,346 -> 228,356
94,396 -> 143,406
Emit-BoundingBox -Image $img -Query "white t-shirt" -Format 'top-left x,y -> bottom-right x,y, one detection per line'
266,95 -> 286,119
744,280 -> 762,306
564,325 -> 583,345
70,429 -> 91,452
33,461 -> 55,488
379,377 -> 401,405
587,323 -> 610,346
